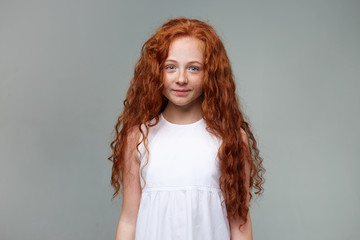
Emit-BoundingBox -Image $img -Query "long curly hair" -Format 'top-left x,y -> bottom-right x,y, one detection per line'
108,17 -> 265,227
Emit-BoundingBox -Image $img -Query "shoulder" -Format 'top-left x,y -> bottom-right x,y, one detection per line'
126,116 -> 162,145
125,125 -> 141,148
240,128 -> 250,147
122,126 -> 142,165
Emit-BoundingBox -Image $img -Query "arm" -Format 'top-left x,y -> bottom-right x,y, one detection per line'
229,128 -> 253,240
115,127 -> 142,240
230,212 -> 253,240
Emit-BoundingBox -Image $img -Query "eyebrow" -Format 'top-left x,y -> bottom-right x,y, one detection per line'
164,59 -> 203,65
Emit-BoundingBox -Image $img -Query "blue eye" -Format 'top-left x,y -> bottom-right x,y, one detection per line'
166,65 -> 175,70
189,66 -> 199,71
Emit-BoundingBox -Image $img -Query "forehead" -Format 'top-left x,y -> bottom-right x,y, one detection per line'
166,36 -> 204,61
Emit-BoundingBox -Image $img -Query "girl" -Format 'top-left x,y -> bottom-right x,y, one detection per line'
109,17 -> 265,240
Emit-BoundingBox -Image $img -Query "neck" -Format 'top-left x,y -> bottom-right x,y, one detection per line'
162,101 -> 202,125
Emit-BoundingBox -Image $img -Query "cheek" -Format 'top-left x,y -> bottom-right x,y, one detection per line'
163,73 -> 173,86
195,75 -> 204,92
193,83 -> 204,94
199,85 -> 204,93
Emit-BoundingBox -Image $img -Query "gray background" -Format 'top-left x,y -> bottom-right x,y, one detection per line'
1,0 -> 359,239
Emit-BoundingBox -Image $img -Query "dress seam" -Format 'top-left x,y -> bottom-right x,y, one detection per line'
141,185 -> 222,193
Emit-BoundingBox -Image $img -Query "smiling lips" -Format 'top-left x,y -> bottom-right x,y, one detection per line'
173,89 -> 190,96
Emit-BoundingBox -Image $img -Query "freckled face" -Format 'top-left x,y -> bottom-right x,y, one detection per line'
162,37 -> 204,111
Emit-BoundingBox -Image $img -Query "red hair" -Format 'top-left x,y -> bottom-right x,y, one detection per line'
108,17 -> 265,227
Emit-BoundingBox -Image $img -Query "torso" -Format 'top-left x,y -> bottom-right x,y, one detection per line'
134,113 -> 230,240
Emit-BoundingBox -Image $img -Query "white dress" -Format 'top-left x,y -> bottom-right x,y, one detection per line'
135,113 -> 230,240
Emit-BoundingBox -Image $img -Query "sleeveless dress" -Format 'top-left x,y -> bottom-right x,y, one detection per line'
135,113 -> 230,240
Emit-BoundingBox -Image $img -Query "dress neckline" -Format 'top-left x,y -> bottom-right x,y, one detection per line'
160,113 -> 204,127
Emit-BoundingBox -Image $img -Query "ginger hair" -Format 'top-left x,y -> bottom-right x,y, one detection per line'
108,17 -> 265,227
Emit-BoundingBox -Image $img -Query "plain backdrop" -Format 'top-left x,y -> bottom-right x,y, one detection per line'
1,0 -> 359,239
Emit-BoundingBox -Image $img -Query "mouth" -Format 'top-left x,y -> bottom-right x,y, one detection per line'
173,89 -> 190,96
173,89 -> 190,92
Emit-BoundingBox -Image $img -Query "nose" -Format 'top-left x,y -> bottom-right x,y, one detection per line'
176,69 -> 188,85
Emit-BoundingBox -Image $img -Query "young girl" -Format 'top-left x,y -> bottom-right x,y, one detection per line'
109,17 -> 265,240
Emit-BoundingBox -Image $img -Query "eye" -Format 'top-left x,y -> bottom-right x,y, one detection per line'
189,66 -> 199,71
165,65 -> 176,70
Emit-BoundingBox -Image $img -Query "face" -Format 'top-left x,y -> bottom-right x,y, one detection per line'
162,37 -> 204,111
